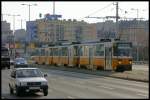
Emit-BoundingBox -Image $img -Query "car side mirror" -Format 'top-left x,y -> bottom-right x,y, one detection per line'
44,74 -> 47,77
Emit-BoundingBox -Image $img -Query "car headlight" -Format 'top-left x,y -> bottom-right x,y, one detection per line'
118,61 -> 122,64
41,81 -> 47,85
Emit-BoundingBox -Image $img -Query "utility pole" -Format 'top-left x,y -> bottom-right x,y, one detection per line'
131,8 -> 139,61
17,19 -> 26,29
53,1 -> 56,45
53,1 -> 55,15
5,14 -> 20,59
21,3 -> 37,58
115,2 -> 119,39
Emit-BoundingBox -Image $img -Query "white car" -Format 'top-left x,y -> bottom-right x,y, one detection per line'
9,68 -> 48,96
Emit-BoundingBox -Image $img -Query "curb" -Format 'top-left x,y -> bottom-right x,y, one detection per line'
31,64 -> 149,83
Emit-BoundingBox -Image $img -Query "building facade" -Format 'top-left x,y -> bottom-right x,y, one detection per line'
95,20 -> 116,40
26,21 -> 38,42
14,29 -> 27,42
36,18 -> 97,45
1,21 -> 12,46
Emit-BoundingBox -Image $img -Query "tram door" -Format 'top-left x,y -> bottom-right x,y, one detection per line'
68,46 -> 73,66
105,46 -> 112,70
89,46 -> 93,66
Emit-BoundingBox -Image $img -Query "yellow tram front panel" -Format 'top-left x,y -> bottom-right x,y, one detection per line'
112,58 -> 132,70
93,57 -> 105,69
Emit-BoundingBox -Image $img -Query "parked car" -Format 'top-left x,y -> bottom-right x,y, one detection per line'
9,68 -> 48,96
14,58 -> 28,68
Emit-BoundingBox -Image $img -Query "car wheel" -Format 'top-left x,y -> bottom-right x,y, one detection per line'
16,88 -> 21,96
8,66 -> 10,69
43,89 -> 48,96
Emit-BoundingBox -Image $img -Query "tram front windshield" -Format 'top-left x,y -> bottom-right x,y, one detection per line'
113,43 -> 132,57
117,47 -> 131,56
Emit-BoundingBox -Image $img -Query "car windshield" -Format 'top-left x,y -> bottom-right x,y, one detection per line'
16,69 -> 43,78
15,58 -> 26,63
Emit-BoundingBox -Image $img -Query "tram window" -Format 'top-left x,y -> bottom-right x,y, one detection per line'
35,50 -> 39,55
45,50 -> 49,56
53,49 -> 57,56
53,49 -> 56,56
118,48 -> 131,56
50,49 -> 53,56
38,49 -> 41,56
31,50 -> 35,56
62,47 -> 68,56
79,47 -> 83,56
113,45 -> 132,56
37,49 -> 40,56
95,44 -> 104,56
58,48 -> 61,56
84,46 -> 88,56
48,49 -> 51,56
41,49 -> 45,56
54,48 -> 59,56
73,46 -> 78,56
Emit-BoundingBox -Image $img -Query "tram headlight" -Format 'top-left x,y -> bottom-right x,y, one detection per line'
129,61 -> 132,64
118,61 -> 122,64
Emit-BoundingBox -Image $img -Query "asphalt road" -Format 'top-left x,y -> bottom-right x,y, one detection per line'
1,66 -> 149,99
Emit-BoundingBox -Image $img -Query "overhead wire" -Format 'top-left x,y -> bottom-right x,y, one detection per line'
79,2 -> 114,21
85,2 -> 114,17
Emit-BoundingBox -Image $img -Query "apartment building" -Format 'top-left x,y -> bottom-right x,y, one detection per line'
36,18 -> 97,44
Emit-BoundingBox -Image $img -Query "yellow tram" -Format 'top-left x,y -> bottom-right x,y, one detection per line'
31,39 -> 132,72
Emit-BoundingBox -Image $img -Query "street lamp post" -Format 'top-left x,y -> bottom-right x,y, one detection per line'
6,14 -> 20,60
21,4 -> 37,21
17,19 -> 26,29
21,3 -> 37,58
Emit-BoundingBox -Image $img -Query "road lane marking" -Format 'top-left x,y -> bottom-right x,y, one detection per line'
136,93 -> 148,97
98,85 -> 114,90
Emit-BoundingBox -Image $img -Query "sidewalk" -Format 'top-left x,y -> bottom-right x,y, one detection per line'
31,64 -> 149,83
